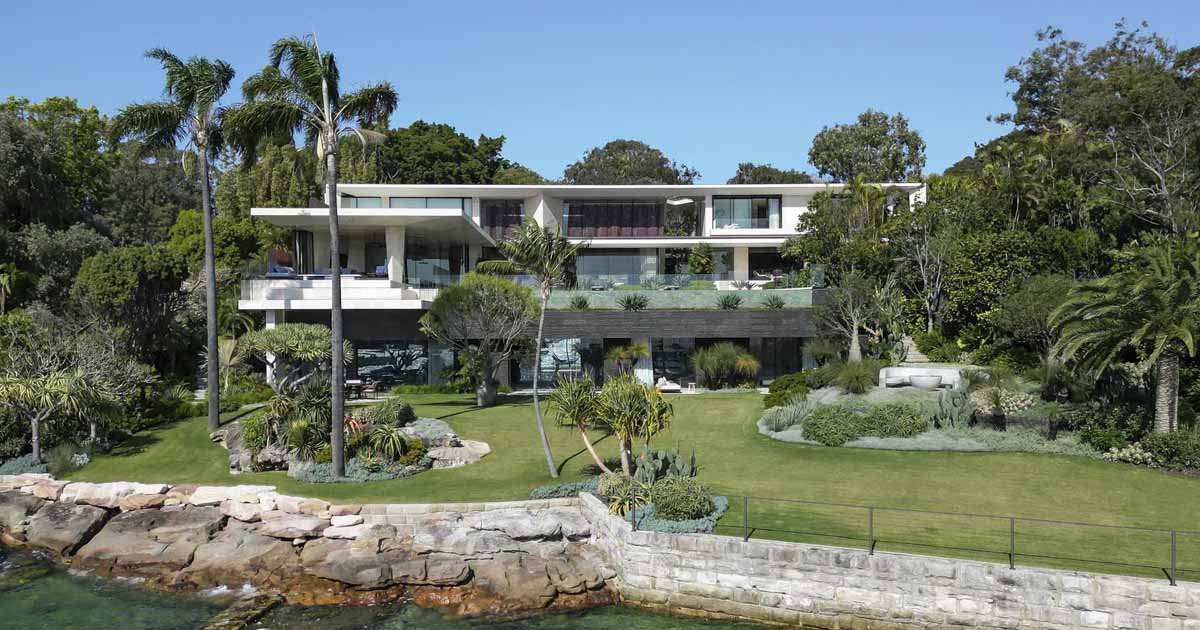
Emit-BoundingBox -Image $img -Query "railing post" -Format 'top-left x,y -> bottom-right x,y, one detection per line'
1009,517 -> 1016,570
868,507 -> 875,555
630,486 -> 638,531
742,496 -> 750,542
1171,530 -> 1178,586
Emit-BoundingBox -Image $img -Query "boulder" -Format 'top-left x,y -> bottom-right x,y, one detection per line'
254,444 -> 289,471
61,482 -> 168,509
259,514 -> 329,539
221,500 -> 263,523
330,514 -> 362,527
297,498 -> 330,516
469,509 -> 562,540
181,524 -> 303,589
329,504 -> 361,517
468,554 -> 557,609
119,494 -> 168,511
24,502 -> 109,555
31,483 -> 65,501
322,524 -> 370,539
272,495 -> 305,514
402,418 -> 461,447
427,440 -> 491,469
73,506 -> 226,576
300,537 -> 391,588
0,490 -> 46,532
188,485 -> 275,507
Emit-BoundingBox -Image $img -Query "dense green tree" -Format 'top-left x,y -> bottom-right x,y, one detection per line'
726,162 -> 812,184
477,220 -> 588,479
229,34 -> 397,476
102,148 -> 198,245
493,163 -> 548,184
808,109 -> 925,182
1,97 -> 114,217
1052,242 -> 1200,432
0,112 -> 70,228
345,120 -> 505,184
72,244 -> 190,368
18,223 -> 111,306
563,139 -> 698,184
986,275 -> 1075,359
111,49 -> 235,432
166,209 -> 283,274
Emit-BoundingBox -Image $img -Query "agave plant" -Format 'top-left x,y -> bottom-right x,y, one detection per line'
369,424 -> 408,460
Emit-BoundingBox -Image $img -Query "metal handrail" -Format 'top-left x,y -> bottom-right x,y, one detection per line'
710,490 -> 1197,585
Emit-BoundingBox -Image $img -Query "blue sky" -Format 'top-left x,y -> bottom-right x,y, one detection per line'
3,1 -> 1198,182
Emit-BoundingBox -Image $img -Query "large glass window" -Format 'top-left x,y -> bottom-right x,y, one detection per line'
653,338 -> 695,384
561,200 -> 665,237
405,239 -> 467,287
575,249 -> 646,285
713,196 -> 781,229
388,197 -> 467,210
480,199 -> 524,239
341,195 -> 382,208
354,340 -> 428,388
509,338 -> 589,389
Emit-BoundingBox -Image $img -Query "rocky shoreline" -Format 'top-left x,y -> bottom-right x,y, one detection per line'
0,474 -> 614,616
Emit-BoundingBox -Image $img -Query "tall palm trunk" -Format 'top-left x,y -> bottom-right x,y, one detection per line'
29,414 -> 41,463
200,150 -> 220,433
326,150 -> 346,477
533,289 -> 558,478
1155,351 -> 1181,433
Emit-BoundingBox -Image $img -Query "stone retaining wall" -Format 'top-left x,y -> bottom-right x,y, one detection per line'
577,493 -> 1200,629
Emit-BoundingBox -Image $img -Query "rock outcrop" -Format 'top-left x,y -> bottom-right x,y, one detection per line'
0,474 -> 610,616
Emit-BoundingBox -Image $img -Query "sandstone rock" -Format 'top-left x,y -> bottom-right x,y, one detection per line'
31,483 -> 65,501
221,500 -> 263,523
119,494 -> 168,511
257,492 -> 278,511
25,502 -> 109,555
254,443 -> 289,471
0,490 -> 46,532
413,520 -> 520,556
272,494 -> 304,514
259,514 -> 329,539
322,524 -> 371,539
182,526 -> 302,589
469,554 -> 557,609
298,498 -> 331,516
428,440 -> 491,469
330,514 -> 363,527
188,485 -> 274,507
402,418 -> 461,447
301,538 -> 392,588
61,482 -> 167,509
470,509 -> 562,540
349,525 -> 398,554
329,504 -> 361,517
74,506 -> 225,576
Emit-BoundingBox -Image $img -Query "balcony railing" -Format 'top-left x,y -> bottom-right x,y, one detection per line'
506,273 -> 815,291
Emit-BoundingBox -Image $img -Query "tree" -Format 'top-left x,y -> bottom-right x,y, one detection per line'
420,273 -> 536,407
596,373 -> 673,474
0,263 -> 14,315
0,111 -> 70,228
1051,242 -> 1200,433
808,109 -> 926,182
726,162 -> 812,184
494,163 -> 547,184
476,220 -> 587,478
893,201 -> 959,333
102,147 -> 199,245
229,34 -> 398,477
348,120 -> 505,184
563,139 -> 698,184
546,375 -> 611,474
237,323 -> 345,395
688,244 -> 715,275
606,343 -> 650,374
111,48 -> 235,433
987,275 -> 1074,360
18,223 -> 111,307
72,244 -> 190,367
819,271 -> 878,363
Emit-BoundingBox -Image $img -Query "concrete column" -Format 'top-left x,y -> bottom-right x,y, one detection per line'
702,194 -> 714,236
385,226 -> 406,283
346,234 -> 366,273
633,336 -> 653,386
733,247 -> 750,281
264,310 -> 281,384
640,248 -> 658,279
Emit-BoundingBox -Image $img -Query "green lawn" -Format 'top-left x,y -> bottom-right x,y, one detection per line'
75,392 -> 1200,580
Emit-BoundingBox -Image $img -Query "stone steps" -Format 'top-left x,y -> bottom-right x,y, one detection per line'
903,335 -> 930,363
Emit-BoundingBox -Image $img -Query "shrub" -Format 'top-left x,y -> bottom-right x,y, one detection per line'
863,404 -> 927,438
569,295 -> 591,310
764,372 -> 809,409
931,388 -> 975,428
618,294 -> 649,312
629,495 -> 729,534
970,387 -> 1034,416
762,294 -> 786,310
833,360 -> 881,394
0,454 -> 49,475
649,476 -> 715,520
397,437 -> 428,466
1059,403 -> 1151,452
803,363 -> 839,389
759,399 -> 814,432
528,476 -> 600,500
690,342 -> 761,388
801,405 -> 865,446
632,447 -> 698,485
716,294 -> 743,310
1137,431 -> 1200,470
366,397 -> 416,427
239,413 -> 271,455
597,472 -> 632,499
285,417 -> 327,462
369,424 -> 408,460
288,456 -> 428,483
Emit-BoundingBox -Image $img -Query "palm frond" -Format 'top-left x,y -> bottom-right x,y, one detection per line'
338,83 -> 398,127
110,101 -> 189,155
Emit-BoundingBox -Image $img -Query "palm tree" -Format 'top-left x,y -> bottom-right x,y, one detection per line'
1051,242 -> 1200,433
545,375 -> 611,474
111,49 -> 234,434
476,220 -> 587,479
227,34 -> 397,477
605,343 -> 650,374
0,263 -> 14,315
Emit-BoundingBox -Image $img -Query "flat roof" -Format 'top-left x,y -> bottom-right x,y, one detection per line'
335,182 -> 926,199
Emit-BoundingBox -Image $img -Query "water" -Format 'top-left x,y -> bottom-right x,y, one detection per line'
0,549 -> 760,629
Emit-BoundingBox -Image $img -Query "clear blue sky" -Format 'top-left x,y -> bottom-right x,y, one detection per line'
3,1 -> 1198,182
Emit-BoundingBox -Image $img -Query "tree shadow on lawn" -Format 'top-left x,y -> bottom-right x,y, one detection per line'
99,406 -> 258,459
556,432 -> 613,477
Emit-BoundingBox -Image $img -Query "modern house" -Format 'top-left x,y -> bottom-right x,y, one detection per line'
239,183 -> 927,390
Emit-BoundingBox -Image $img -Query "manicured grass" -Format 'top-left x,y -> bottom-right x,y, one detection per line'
75,392 -> 1200,580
